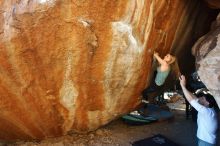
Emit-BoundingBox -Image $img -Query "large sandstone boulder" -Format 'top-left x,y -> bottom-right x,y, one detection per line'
0,0 -> 217,141
193,13 -> 220,108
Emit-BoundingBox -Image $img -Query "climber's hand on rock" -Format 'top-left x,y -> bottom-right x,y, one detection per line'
154,51 -> 159,57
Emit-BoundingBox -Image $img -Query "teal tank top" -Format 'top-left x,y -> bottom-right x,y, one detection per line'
155,67 -> 170,86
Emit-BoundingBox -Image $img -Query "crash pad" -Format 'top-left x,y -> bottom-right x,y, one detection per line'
132,134 -> 179,146
138,104 -> 174,121
122,104 -> 173,125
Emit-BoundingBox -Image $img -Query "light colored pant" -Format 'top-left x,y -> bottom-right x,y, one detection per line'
198,138 -> 215,146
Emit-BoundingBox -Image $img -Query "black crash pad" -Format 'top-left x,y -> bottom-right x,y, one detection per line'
132,134 -> 179,146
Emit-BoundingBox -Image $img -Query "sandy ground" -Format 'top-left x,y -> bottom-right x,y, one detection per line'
3,109 -> 219,146
1,95 -> 220,146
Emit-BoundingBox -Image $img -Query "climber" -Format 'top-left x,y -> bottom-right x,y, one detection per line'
142,51 -> 176,100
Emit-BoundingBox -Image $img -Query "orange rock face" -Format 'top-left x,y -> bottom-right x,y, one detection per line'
0,0 -> 216,140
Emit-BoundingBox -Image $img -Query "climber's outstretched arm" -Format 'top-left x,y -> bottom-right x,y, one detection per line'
154,52 -> 166,65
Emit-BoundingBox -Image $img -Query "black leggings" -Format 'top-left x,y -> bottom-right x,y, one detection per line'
142,71 -> 163,99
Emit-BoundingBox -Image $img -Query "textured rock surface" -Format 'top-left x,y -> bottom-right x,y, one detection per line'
193,13 -> 220,108
204,0 -> 220,9
0,0 -> 217,141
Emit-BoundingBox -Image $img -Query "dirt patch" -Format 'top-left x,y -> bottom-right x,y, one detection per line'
2,110 -> 203,146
